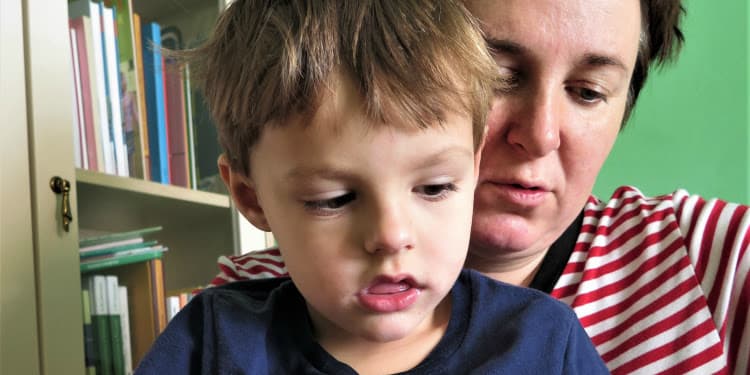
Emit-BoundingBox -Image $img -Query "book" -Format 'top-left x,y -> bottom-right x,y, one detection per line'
69,0 -> 114,173
82,245 -> 165,264
106,258 -> 167,366
69,26 -> 88,170
166,295 -> 180,322
101,4 -> 129,177
80,240 -> 158,258
70,16 -> 99,171
88,274 -> 113,375
119,286 -> 133,375
183,64 -> 197,189
105,0 -> 146,180
79,226 -> 162,248
133,12 -> 151,180
80,248 -> 165,273
81,288 -> 97,375
162,27 -> 190,188
141,21 -> 170,184
106,276 -> 126,375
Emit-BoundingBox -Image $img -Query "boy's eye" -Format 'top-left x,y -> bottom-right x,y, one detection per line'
414,183 -> 458,201
303,192 -> 356,213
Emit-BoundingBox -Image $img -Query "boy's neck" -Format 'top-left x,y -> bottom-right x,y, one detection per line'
314,295 -> 452,375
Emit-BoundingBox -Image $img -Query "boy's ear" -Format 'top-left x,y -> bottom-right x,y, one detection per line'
218,154 -> 272,232
473,125 -> 487,179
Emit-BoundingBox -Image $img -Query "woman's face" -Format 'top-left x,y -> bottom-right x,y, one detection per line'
466,0 -> 642,264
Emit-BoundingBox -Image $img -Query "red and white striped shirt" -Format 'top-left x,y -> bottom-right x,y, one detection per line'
210,187 -> 749,375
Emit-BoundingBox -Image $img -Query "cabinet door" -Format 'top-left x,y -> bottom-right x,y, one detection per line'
0,0 -> 41,373
23,0 -> 86,373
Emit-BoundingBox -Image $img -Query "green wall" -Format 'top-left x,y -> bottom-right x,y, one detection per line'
593,0 -> 749,203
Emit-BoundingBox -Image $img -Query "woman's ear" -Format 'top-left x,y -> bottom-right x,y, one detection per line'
218,154 -> 272,231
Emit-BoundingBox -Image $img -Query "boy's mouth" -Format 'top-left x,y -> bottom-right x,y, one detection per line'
357,275 -> 421,313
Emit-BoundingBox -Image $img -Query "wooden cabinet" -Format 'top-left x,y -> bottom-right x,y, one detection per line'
0,0 -> 249,373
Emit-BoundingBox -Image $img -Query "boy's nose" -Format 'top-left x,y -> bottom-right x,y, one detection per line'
363,201 -> 415,254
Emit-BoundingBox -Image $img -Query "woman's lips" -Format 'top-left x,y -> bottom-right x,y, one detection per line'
480,181 -> 549,208
358,276 -> 421,313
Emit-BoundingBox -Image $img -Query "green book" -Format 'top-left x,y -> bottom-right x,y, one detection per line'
80,249 -> 164,273
106,276 -> 125,375
79,226 -> 162,248
81,288 -> 97,375
89,275 -> 113,375
80,240 -> 159,259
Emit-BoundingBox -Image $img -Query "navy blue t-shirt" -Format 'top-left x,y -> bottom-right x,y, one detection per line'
135,269 -> 608,374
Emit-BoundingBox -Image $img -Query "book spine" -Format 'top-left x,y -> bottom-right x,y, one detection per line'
102,5 -> 129,177
69,27 -> 87,170
80,240 -> 157,258
164,56 -> 189,187
119,286 -> 133,375
82,245 -> 164,263
81,288 -> 97,374
90,275 -> 113,375
132,12 -> 150,180
106,276 -> 126,375
89,1 -> 116,174
141,21 -> 169,184
80,250 -> 164,273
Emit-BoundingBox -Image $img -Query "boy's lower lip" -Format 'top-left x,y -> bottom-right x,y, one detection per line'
357,285 -> 420,313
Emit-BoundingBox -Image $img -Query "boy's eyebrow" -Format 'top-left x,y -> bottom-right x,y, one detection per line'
484,37 -> 526,56
283,146 -> 475,182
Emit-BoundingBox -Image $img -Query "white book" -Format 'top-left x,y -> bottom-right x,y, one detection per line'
166,296 -> 181,322
101,5 -> 129,177
119,286 -> 133,375
85,1 -> 116,174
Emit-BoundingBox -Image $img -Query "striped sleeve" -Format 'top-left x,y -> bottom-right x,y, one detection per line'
208,248 -> 288,287
675,190 -> 750,375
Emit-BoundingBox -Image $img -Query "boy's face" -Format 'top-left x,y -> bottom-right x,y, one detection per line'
227,78 -> 479,346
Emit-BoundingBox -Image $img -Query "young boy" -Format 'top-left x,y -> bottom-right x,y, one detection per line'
135,1 -> 608,373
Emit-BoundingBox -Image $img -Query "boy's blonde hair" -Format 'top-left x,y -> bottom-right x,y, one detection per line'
185,0 -> 499,176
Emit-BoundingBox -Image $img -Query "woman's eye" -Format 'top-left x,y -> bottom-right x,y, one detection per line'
303,192 -> 356,213
414,183 -> 458,201
568,86 -> 607,104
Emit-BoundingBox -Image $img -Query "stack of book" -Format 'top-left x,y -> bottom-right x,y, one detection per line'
79,226 -> 166,273
79,226 -> 169,372
81,274 -> 133,375
66,0 -> 223,191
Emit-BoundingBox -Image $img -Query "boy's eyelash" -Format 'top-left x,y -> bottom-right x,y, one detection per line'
303,193 -> 356,213
416,183 -> 459,201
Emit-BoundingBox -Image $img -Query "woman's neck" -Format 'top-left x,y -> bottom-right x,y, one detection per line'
464,247 -> 548,287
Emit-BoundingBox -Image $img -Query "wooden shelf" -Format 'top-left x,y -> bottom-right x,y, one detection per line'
75,169 -> 235,289
76,168 -> 229,208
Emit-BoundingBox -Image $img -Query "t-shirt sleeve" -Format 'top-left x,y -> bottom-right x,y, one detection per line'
674,190 -> 750,374
562,314 -> 611,374
208,248 -> 288,287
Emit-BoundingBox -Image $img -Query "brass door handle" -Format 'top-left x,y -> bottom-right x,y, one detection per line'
49,176 -> 73,232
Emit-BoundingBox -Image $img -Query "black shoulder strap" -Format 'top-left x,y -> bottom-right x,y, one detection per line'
528,211 -> 584,293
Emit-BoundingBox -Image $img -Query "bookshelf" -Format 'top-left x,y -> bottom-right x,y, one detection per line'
0,0 -> 249,373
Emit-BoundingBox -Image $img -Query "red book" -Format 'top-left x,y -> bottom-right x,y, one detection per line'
70,17 -> 99,171
163,58 -> 189,188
